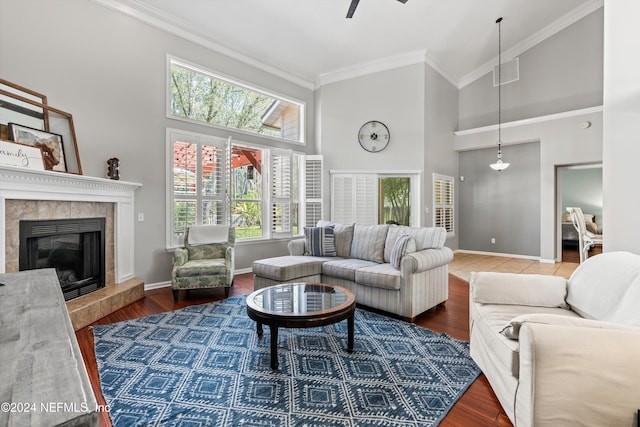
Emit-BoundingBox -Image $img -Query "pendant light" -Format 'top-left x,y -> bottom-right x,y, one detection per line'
490,17 -> 510,172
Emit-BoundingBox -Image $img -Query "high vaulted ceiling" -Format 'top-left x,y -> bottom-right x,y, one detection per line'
94,0 -> 602,89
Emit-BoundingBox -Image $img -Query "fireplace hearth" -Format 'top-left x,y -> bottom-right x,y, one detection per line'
19,217 -> 106,301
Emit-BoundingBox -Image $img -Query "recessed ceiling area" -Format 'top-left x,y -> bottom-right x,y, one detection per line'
93,0 -> 602,88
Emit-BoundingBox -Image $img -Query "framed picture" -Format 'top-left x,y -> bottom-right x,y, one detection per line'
0,78 -> 48,133
8,122 -> 67,172
0,139 -> 45,170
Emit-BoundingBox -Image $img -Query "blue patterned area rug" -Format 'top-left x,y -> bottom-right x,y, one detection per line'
93,296 -> 480,426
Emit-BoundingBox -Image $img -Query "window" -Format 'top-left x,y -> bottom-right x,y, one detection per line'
168,57 -> 304,143
167,129 -> 318,247
331,172 -> 419,226
433,173 -> 455,235
379,177 -> 411,225
167,131 -> 229,247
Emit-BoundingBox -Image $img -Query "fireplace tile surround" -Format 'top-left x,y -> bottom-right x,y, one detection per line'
1,165 -> 144,329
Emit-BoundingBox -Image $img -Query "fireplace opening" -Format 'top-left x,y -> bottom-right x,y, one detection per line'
19,218 -> 106,301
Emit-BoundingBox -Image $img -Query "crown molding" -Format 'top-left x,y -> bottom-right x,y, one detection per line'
315,50 -> 458,89
458,0 -> 604,89
90,0 -> 316,90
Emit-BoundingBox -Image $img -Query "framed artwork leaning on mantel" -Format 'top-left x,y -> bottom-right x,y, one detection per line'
8,123 -> 66,172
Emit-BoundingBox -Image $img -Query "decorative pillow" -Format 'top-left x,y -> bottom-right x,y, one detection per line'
350,224 -> 389,263
317,220 -> 354,257
390,234 -> 416,269
408,227 -> 447,250
304,226 -> 336,257
471,272 -> 568,308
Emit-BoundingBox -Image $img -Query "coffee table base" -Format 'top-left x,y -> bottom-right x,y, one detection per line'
255,316 -> 354,369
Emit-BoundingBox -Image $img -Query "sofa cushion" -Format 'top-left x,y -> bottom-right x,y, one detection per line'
304,226 -> 336,257
322,258 -> 378,282
471,272 -> 568,308
471,302 -> 579,378
567,251 -> 640,326
384,225 -> 447,262
355,264 -> 402,290
390,234 -> 416,269
317,221 -> 354,258
350,224 -> 389,263
175,259 -> 226,277
252,256 -> 331,282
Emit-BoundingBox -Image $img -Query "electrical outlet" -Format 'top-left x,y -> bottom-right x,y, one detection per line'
491,237 -> 496,244
138,212 -> 144,222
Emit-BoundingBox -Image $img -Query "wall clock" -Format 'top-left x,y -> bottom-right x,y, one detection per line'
358,120 -> 390,153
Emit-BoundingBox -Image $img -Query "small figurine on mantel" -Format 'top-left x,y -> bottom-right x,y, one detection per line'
107,157 -> 120,180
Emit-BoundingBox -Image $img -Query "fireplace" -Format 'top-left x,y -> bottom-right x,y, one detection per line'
19,217 -> 106,301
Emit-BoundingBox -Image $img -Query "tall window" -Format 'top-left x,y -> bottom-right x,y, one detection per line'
168,57 -> 304,143
168,131 -> 229,247
433,173 -> 455,235
167,129 -> 314,247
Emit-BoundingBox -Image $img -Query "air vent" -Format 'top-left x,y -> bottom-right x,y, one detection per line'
493,57 -> 519,87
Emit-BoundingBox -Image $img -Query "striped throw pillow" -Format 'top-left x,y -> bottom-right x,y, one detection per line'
304,226 -> 337,257
390,234 -> 416,269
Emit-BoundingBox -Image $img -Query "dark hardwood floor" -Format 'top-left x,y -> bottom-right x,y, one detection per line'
76,273 -> 512,426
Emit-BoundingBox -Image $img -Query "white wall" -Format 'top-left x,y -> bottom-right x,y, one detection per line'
602,0 -> 640,254
0,0 -> 314,284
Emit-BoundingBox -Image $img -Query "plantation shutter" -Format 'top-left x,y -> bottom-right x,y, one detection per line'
167,130 -> 229,248
271,148 -> 293,238
331,172 -> 378,225
433,173 -> 454,235
304,155 -> 323,227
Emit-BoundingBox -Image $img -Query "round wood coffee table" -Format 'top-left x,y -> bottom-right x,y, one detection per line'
246,283 -> 356,369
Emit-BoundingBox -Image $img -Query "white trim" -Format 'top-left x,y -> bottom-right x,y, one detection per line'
91,0 -> 315,90
454,106 -> 603,137
145,281 -> 171,291
329,169 -> 422,175
455,249 -> 542,261
458,0 -> 604,88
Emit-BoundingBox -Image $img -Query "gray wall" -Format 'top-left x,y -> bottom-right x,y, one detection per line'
456,7 -> 604,261
0,0 -> 315,285
561,167 -> 603,223
459,7 -> 603,130
316,63 -> 459,241
459,142 -> 540,256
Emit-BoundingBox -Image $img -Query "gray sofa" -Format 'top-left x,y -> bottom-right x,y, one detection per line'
469,251 -> 640,427
252,221 -> 453,321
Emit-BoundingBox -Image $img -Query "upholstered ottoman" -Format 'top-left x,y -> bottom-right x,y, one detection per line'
252,255 -> 337,289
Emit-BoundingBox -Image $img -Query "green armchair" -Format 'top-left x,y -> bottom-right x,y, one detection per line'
171,225 -> 235,301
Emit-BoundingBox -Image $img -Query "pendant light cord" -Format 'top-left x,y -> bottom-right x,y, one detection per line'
497,17 -> 502,156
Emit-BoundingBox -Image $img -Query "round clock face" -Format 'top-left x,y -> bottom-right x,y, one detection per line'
358,120 -> 390,153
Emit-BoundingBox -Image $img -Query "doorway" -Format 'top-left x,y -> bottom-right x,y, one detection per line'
556,163 -> 603,262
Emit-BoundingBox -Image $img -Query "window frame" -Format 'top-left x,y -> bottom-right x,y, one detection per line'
166,55 -> 306,146
167,128 -> 310,249
433,173 -> 455,237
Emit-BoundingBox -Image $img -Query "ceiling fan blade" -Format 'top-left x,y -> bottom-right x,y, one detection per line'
397,0 -> 408,3
346,0 -> 359,18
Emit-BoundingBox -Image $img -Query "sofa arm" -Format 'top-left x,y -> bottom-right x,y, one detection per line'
288,238 -> 305,255
470,272 -> 568,308
516,323 -> 640,427
174,247 -> 188,267
401,247 -> 453,274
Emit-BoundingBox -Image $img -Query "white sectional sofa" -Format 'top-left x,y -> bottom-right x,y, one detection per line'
252,221 -> 453,321
469,251 -> 640,427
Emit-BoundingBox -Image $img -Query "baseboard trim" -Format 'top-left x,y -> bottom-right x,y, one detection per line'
455,249 -> 543,261
144,268 -> 253,291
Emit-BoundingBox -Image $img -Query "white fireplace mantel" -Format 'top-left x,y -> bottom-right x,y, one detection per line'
0,165 -> 142,282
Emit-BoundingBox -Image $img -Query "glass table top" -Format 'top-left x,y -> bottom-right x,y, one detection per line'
248,283 -> 352,315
